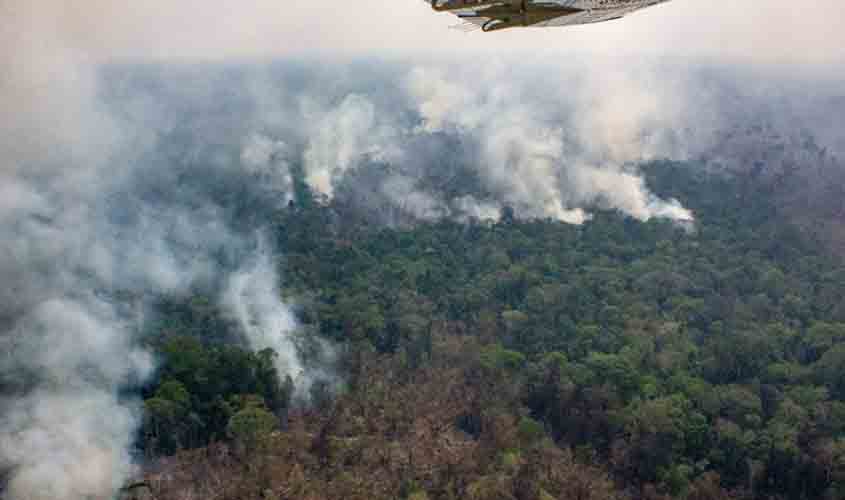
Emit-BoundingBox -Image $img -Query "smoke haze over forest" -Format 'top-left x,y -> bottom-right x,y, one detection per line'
2,1 -> 845,499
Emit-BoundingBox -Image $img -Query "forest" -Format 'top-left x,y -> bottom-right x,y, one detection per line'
131,159 -> 845,500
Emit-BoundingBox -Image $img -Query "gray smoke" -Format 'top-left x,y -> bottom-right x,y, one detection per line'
0,301 -> 152,500
4,54 -> 845,500
3,1 -> 845,499
0,8 -> 148,499
0,56 -> 320,500
404,64 -> 695,223
285,61 -> 700,225
222,247 -> 337,401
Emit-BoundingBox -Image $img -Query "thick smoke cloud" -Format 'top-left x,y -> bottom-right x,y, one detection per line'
3,56 -> 844,500
0,52 -> 321,500
0,8 -> 147,498
403,64 -> 695,223
3,1 -> 845,499
233,61 -> 693,225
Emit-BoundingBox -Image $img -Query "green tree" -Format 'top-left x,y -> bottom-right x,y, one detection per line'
227,404 -> 279,452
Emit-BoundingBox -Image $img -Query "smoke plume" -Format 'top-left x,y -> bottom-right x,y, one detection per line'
4,53 -> 845,500
0,44 -> 317,500
223,249 -> 337,400
3,1 -> 845,499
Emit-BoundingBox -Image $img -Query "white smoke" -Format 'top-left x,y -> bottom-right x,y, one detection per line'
0,51 -> 313,500
0,153 -> 312,500
453,195 -> 502,221
380,174 -> 450,220
303,94 -> 401,199
0,299 -> 153,500
241,133 -> 296,202
401,64 -> 693,223
222,250 -> 335,400
0,7 -> 151,499
5,50 -> 842,498
1,391 -> 139,500
564,164 -> 693,222
292,64 -> 694,225
3,2 -> 843,497
223,254 -> 301,380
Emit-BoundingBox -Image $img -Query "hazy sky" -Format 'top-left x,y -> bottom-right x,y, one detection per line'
4,0 -> 845,67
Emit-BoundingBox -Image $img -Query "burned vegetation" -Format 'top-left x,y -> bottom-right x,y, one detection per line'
136,162 -> 845,500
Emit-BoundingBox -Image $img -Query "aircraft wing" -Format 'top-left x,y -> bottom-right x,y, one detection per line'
428,0 -> 670,32
447,2 -> 585,32
533,6 -> 633,27
539,1 -> 673,27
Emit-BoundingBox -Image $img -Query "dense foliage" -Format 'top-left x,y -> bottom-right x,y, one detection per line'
139,161 -> 845,500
